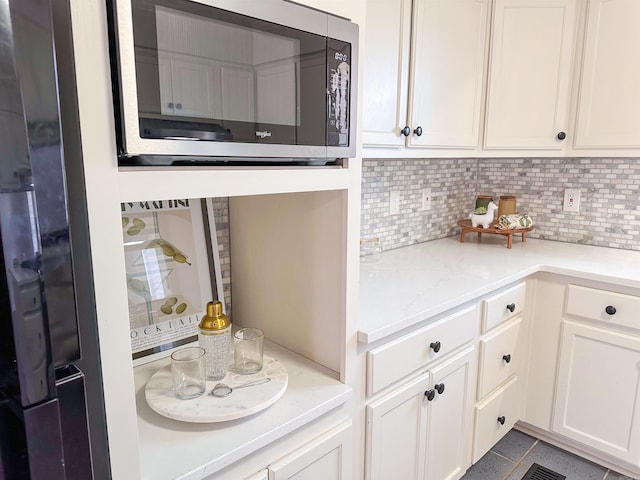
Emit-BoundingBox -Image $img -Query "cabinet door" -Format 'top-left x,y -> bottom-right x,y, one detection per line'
157,51 -> 175,115
484,0 -> 577,149
365,373 -> 430,480
361,0 -> 412,147
477,316 -> 523,399
256,61 -> 297,126
169,53 -> 223,119
268,421 -> 352,480
574,0 -> 640,149
221,65 -> 256,123
553,321 -> 640,464
426,347 -> 476,480
408,0 -> 489,149
473,376 -> 522,462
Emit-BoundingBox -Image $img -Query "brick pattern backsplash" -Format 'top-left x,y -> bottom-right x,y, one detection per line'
209,197 -> 232,319
476,157 -> 640,250
361,158 -> 476,251
361,157 -> 640,252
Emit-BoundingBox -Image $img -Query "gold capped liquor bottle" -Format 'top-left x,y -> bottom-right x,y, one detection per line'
198,301 -> 230,381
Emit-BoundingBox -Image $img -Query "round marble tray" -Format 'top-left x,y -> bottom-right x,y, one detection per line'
145,356 -> 288,423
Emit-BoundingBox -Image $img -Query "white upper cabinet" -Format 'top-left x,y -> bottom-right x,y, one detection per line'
361,0 -> 412,147
483,0 -> 578,150
361,0 -> 640,157
573,0 -> 640,150
362,0 -> 489,152
408,0 -> 489,149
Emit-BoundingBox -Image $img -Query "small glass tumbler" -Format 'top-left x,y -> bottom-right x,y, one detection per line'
234,328 -> 264,375
170,346 -> 206,400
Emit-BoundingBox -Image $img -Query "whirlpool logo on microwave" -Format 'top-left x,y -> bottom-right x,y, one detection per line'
255,131 -> 272,139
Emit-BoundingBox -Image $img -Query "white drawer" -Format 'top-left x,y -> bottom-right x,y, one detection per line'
566,284 -> 640,332
482,282 -> 527,333
473,376 -> 522,463
477,317 -> 524,399
366,305 -> 478,395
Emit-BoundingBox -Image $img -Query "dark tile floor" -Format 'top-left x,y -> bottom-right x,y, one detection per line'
461,429 -> 637,480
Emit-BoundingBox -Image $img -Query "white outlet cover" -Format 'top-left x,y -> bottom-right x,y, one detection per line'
563,189 -> 581,212
422,188 -> 432,211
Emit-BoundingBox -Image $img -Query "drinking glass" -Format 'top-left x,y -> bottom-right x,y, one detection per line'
234,328 -> 264,375
171,347 -> 206,399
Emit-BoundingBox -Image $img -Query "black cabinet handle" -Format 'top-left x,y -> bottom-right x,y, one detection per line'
430,341 -> 441,353
497,416 -> 506,425
557,131 -> 566,140
176,103 -> 183,110
425,389 -> 435,401
502,354 -> 512,364
168,102 -> 174,109
435,383 -> 445,395
506,303 -> 516,313
414,126 -> 423,136
401,126 -> 411,136
605,305 -> 617,315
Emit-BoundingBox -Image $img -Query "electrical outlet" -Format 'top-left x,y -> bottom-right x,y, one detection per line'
563,189 -> 581,212
421,188 -> 432,211
389,190 -> 400,215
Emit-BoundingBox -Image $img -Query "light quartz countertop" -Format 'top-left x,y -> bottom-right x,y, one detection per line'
134,340 -> 351,480
359,235 -> 640,345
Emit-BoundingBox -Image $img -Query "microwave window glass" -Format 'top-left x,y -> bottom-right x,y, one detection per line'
131,0 -> 328,146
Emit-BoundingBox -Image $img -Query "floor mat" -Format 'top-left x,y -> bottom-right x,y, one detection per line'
521,463 -> 567,480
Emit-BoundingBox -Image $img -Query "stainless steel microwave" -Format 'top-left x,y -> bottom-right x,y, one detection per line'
108,0 -> 358,166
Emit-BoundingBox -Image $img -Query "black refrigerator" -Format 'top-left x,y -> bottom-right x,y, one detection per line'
0,0 -> 110,478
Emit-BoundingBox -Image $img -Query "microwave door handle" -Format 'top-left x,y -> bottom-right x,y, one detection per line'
326,88 -> 331,145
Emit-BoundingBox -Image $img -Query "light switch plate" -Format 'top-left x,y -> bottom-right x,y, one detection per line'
389,190 -> 400,215
563,189 -> 581,212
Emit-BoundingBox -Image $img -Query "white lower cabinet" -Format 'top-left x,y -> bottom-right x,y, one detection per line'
477,316 -> 524,399
472,284 -> 529,464
267,421 -> 352,480
553,321 -> 640,465
366,347 -> 475,480
473,376 -> 522,463
366,372 -> 430,480
426,348 -> 476,480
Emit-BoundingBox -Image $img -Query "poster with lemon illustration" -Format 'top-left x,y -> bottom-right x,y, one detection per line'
122,199 -> 214,364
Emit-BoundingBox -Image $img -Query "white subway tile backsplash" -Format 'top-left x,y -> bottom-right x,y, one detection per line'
361,157 -> 640,252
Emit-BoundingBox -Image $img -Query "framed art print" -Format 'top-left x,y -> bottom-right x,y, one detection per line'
122,198 -> 222,365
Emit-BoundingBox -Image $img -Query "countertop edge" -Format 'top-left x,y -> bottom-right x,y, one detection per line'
358,238 -> 640,345
136,340 -> 353,480
180,387 -> 353,480
357,264 -> 541,344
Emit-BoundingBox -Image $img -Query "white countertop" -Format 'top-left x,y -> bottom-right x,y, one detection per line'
359,235 -> 640,344
134,340 -> 351,480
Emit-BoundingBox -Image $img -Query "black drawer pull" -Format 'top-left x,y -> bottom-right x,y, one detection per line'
434,383 -> 445,395
605,305 -> 616,315
502,354 -> 512,364
430,341 -> 441,353
497,416 -> 506,425
425,389 -> 435,401
506,303 -> 516,313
